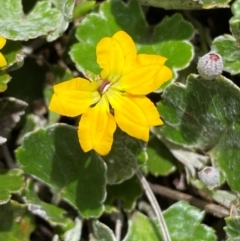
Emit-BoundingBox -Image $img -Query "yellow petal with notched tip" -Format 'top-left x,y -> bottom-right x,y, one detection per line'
125,93 -> 163,126
49,77 -> 100,117
119,54 -> 172,95
96,31 -> 137,83
0,37 -> 6,49
107,90 -> 159,142
78,97 -> 116,155
0,53 -> 7,67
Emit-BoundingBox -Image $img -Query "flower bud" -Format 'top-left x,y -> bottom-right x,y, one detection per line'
197,52 -> 223,80
198,166 -> 221,189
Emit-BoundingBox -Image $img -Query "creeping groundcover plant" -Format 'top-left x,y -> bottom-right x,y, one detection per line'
49,31 -> 172,155
2,0 -> 240,240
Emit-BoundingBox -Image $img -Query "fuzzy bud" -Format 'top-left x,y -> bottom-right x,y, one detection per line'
197,52 -> 223,80
198,166 -> 221,190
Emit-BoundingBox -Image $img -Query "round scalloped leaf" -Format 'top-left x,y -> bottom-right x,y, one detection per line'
0,201 -> 35,241
0,1 -> 62,41
105,175 -> 142,211
146,136 -> 177,176
101,129 -> 145,185
0,169 -> 24,205
0,73 -> 11,92
16,124 -> 107,218
70,0 -> 194,83
158,74 -> 240,192
158,74 -> 240,149
123,201 -> 217,241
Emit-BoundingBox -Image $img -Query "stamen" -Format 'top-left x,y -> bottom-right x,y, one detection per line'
98,80 -> 111,94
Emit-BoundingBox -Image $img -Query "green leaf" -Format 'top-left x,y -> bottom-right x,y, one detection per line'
123,201 -> 217,241
23,179 -> 74,229
0,97 -> 28,138
16,114 -> 45,145
101,129 -> 145,185
47,0 -> 75,41
158,74 -> 240,192
232,0 -> 240,17
0,201 -> 35,241
146,136 -> 177,176
158,74 -> 240,149
210,123 -> 240,192
70,43 -> 101,76
138,13 -> 194,86
70,0 -> 194,85
224,217 -> 240,240
123,211 -> 162,241
164,201 -> 217,241
212,0 -> 240,74
0,1 -> 61,41
105,175 -> 142,211
212,35 -> 240,75
75,0 -> 147,44
91,220 -> 116,241
16,124 -> 107,218
0,169 -> 24,204
0,73 -> 11,92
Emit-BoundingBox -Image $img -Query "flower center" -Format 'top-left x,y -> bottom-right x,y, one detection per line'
98,80 -> 111,94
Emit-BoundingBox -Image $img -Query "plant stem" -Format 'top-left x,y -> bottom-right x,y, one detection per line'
137,171 -> 171,241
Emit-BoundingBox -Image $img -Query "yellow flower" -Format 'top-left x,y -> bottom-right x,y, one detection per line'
49,31 -> 172,155
0,36 -> 7,67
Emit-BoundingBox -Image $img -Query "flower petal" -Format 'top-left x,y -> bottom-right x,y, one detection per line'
49,77 -> 100,117
96,31 -> 136,82
0,37 -> 6,50
119,54 -> 172,95
78,97 -> 116,155
126,93 -> 163,126
107,90 -> 159,142
0,53 -> 7,67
